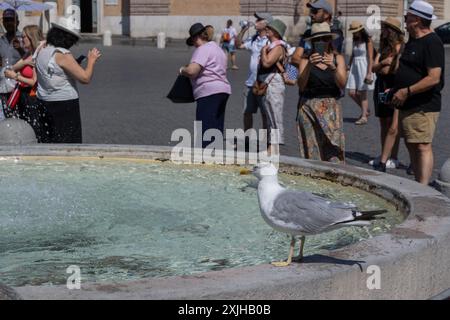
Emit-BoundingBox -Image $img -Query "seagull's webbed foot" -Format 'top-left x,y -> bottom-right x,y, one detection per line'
272,261 -> 291,267
272,236 -> 296,267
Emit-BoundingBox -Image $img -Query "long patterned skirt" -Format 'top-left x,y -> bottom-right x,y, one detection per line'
297,97 -> 345,163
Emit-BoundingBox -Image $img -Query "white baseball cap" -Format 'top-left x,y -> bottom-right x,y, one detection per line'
408,0 -> 437,20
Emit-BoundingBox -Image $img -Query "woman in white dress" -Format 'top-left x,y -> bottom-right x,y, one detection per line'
346,22 -> 375,125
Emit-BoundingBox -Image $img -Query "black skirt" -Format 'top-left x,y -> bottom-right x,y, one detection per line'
374,75 -> 395,119
17,89 -> 51,143
38,98 -> 82,143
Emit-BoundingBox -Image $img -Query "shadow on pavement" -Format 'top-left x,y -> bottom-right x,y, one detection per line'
345,151 -> 373,164
298,254 -> 365,271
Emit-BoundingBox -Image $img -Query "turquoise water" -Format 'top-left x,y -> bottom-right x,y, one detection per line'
0,158 -> 403,286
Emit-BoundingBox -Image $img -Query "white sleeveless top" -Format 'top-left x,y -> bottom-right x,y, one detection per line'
36,45 -> 79,101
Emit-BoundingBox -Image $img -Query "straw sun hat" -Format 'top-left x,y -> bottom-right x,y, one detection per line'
348,21 -> 365,33
381,17 -> 405,35
304,22 -> 338,41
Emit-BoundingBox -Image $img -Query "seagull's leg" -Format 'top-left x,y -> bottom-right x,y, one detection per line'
272,236 -> 295,267
293,236 -> 306,262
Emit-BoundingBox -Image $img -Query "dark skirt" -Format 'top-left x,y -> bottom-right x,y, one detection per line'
374,76 -> 395,118
38,98 -> 82,143
17,90 -> 51,143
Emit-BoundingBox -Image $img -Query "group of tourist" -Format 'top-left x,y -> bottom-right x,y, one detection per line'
0,9 -> 101,143
0,0 -> 443,187
180,0 -> 445,186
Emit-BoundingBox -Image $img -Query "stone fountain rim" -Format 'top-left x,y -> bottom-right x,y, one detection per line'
2,144 -> 449,300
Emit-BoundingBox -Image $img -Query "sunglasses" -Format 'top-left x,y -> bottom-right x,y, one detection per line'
404,14 -> 417,22
310,8 -> 319,14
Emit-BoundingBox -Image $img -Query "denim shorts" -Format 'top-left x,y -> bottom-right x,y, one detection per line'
222,42 -> 236,53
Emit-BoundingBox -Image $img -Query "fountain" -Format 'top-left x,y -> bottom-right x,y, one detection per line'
0,145 -> 449,300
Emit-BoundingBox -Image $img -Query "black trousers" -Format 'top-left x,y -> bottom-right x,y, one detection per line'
196,93 -> 229,148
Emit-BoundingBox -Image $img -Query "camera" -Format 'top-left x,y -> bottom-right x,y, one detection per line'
378,89 -> 394,104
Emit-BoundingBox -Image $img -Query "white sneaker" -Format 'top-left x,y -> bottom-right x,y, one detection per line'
369,156 -> 381,166
370,157 -> 399,169
386,158 -> 399,169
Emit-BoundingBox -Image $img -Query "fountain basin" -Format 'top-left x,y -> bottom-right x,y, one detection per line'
0,145 -> 448,300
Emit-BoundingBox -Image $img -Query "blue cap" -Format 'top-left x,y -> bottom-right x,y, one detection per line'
307,0 -> 333,15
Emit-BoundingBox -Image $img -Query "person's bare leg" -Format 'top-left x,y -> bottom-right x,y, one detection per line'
415,143 -> 434,185
261,112 -> 268,130
348,90 -> 360,108
231,52 -> 238,69
244,113 -> 253,132
359,91 -> 370,118
406,142 -> 418,177
380,111 -> 399,164
379,118 -> 389,153
267,142 -> 280,159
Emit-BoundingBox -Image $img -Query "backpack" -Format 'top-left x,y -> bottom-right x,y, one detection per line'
222,31 -> 231,42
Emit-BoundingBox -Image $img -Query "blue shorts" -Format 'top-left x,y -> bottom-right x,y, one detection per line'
222,42 -> 236,53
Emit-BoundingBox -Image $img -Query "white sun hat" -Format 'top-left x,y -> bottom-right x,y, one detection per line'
408,0 -> 437,20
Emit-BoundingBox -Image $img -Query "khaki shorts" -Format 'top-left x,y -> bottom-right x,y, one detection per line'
399,109 -> 439,144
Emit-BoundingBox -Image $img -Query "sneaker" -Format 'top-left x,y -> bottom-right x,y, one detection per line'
369,156 -> 381,166
370,157 -> 399,169
407,165 -> 414,175
386,158 -> 399,169
373,162 -> 386,172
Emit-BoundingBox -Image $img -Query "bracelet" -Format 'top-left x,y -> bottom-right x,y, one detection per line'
179,67 -> 184,75
407,86 -> 411,97
15,73 -> 19,80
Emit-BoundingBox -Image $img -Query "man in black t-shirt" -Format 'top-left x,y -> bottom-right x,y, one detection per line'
391,0 -> 444,185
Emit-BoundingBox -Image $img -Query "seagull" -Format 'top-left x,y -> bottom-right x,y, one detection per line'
253,163 -> 387,267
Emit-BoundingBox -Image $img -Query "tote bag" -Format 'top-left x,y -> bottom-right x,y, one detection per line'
167,75 -> 195,103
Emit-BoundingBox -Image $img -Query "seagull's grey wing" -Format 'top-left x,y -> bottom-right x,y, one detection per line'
312,193 -> 357,211
271,190 -> 355,234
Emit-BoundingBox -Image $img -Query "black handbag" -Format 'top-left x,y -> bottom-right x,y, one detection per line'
167,75 -> 195,103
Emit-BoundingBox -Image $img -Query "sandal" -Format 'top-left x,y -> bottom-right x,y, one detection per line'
355,117 -> 368,125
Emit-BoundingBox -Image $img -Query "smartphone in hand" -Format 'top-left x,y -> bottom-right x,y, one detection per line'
76,55 -> 87,64
313,42 -> 327,56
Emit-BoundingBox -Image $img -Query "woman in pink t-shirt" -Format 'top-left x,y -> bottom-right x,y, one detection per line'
179,23 -> 232,148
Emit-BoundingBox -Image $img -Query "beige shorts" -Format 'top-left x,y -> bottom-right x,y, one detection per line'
399,109 -> 439,144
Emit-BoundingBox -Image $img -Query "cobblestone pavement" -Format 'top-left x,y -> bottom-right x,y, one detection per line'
71,41 -> 450,182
